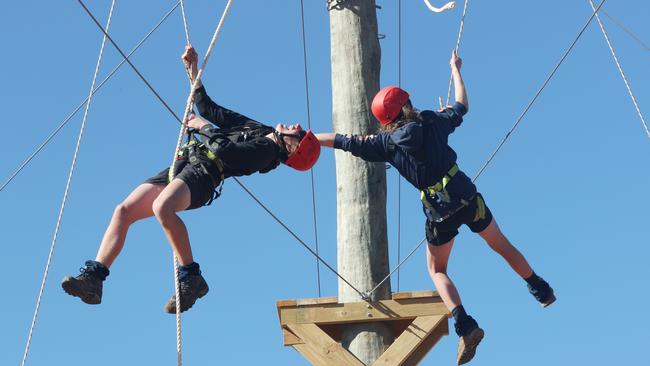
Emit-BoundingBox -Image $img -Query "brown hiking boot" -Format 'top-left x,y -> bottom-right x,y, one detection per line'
61,260 -> 108,305
164,274 -> 209,313
457,327 -> 484,365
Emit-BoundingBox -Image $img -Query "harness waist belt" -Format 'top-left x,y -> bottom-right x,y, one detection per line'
420,163 -> 468,223
422,163 -> 459,196
171,139 -> 225,184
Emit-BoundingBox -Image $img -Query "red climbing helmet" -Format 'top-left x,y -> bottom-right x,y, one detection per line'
371,86 -> 410,125
284,130 -> 321,171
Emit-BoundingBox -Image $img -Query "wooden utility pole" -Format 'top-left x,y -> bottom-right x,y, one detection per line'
328,0 -> 393,364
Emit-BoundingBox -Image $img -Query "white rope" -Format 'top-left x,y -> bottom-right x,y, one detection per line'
173,255 -> 183,366
179,0 -> 191,45
423,0 -> 456,13
179,0 -> 194,89
173,3 -> 192,363
589,0 -> 649,138
168,1 -> 234,365
21,2 -> 116,365
0,1 -> 182,194
473,0 -> 607,182
445,0 -> 468,106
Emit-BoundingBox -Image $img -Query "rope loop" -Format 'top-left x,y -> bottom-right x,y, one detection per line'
423,0 -> 456,13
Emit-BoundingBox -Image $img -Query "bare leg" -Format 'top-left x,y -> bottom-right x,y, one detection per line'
151,178 -> 194,265
478,218 -> 533,279
426,239 -> 462,311
96,183 -> 165,268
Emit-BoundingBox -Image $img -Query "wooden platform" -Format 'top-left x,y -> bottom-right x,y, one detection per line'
277,290 -> 450,366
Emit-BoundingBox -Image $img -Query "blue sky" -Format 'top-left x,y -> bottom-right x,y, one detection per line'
1,1 -> 648,365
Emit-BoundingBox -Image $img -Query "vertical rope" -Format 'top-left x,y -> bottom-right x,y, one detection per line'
589,0 -> 649,138
179,0 -> 193,89
21,2 -> 116,365
168,2 -> 234,363
179,0 -> 191,45
298,0 -> 322,297
173,255 -> 183,366
396,0 -> 402,292
445,0 -> 469,107
174,3 -> 192,364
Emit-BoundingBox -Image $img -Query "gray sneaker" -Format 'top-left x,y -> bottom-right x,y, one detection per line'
164,274 -> 209,314
457,327 -> 484,365
61,263 -> 105,305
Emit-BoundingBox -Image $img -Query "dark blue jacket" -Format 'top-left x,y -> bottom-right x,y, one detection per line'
333,102 -> 476,201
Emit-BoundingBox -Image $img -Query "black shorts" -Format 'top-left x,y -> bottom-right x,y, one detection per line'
144,159 -> 218,210
424,193 -> 493,245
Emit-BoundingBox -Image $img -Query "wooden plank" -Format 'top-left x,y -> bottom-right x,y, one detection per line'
277,299 -> 298,308
279,298 -> 448,326
282,327 -> 303,346
402,319 -> 449,366
296,296 -> 339,306
372,315 -> 446,366
287,323 -> 365,366
392,290 -> 438,300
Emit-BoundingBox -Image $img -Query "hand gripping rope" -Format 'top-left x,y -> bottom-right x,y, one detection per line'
395,0 -> 463,292
168,2 -> 235,365
75,1 -> 370,303
368,0 -> 614,301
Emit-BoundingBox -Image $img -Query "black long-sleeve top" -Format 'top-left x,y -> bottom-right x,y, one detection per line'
333,102 -> 476,201
193,85 -> 282,177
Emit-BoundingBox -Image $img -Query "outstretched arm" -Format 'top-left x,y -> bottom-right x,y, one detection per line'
182,45 -> 257,129
315,132 -> 389,162
450,50 -> 468,111
315,132 -> 336,147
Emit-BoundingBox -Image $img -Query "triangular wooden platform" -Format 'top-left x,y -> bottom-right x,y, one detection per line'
277,290 -> 450,365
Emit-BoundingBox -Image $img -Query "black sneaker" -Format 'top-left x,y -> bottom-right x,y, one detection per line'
528,279 -> 556,308
61,261 -> 107,305
164,274 -> 209,314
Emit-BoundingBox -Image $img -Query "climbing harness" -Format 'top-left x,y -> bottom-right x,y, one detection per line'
171,129 -> 226,205
21,2 -> 116,365
420,164 -> 471,223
